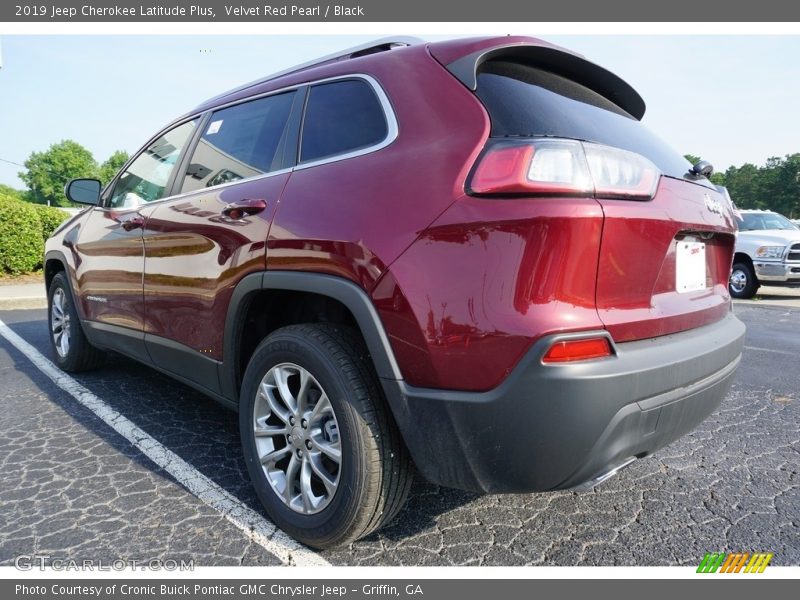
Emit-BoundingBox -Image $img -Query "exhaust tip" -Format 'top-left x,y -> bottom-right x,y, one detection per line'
572,456 -> 637,492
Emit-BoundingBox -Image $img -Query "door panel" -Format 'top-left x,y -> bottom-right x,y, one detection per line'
71,206 -> 154,361
142,174 -> 289,362
73,207 -> 150,329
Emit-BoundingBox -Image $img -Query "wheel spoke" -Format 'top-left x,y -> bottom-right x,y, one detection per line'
316,439 -> 341,463
284,454 -> 300,503
296,369 -> 312,415
260,382 -> 291,424
59,330 -> 69,355
310,393 -> 333,421
259,444 -> 290,466
300,457 -> 314,512
273,365 -> 298,413
309,452 -> 337,495
253,423 -> 287,437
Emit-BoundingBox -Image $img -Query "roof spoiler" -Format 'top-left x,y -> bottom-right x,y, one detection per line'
445,44 -> 646,120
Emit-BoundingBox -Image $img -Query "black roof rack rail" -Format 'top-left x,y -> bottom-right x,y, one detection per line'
205,37 -> 425,105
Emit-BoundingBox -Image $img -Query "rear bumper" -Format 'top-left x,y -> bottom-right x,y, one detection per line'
386,312 -> 745,493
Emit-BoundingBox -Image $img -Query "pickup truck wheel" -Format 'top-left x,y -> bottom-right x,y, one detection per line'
239,323 -> 412,549
47,272 -> 105,372
729,262 -> 759,299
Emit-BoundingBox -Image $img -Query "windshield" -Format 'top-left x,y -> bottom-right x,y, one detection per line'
738,212 -> 799,231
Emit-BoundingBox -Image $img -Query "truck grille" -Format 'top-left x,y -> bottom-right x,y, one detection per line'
789,243 -> 800,262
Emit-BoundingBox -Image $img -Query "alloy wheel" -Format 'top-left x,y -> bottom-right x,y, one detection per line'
51,288 -> 71,358
252,363 -> 341,515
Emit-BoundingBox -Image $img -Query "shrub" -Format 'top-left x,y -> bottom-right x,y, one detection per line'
0,194 -> 45,275
33,204 -> 71,241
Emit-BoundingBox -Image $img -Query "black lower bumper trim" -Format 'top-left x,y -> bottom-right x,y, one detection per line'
384,312 -> 745,493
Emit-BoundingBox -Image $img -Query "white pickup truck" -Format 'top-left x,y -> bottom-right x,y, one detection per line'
731,209 -> 800,298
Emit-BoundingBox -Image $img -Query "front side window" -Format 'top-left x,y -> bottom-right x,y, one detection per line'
108,119 -> 198,209
180,91 -> 296,194
300,79 -> 388,163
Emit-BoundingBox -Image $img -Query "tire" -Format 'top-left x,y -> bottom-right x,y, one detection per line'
239,323 -> 413,549
729,261 -> 759,299
47,272 -> 106,372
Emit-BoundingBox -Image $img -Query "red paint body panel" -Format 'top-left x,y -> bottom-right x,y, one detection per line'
267,46 -> 490,289
376,197 -> 606,391
595,177 -> 736,341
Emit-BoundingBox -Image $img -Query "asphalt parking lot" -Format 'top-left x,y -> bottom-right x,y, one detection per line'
0,304 -> 798,567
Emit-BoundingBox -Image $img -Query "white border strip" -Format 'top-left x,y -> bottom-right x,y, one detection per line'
1,565 -> 798,579
0,319 -> 330,568
3,22 -> 800,34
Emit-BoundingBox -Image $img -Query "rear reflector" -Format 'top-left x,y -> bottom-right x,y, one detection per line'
470,138 -> 660,200
542,337 -> 613,363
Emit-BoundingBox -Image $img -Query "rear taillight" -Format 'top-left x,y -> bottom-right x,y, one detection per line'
542,337 -> 614,363
469,138 -> 660,201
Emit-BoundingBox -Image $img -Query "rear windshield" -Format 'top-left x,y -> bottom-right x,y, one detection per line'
476,61 -> 706,185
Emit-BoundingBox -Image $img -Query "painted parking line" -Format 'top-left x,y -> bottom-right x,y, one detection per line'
0,319 -> 330,567
744,345 -> 796,356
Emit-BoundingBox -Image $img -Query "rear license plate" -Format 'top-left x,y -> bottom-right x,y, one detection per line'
676,241 -> 706,293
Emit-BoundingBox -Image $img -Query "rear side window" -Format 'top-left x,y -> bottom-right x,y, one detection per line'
300,79 -> 388,163
181,91 -> 295,193
475,61 -> 696,182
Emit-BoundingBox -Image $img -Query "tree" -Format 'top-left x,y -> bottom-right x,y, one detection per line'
683,154 -> 702,166
710,154 -> 800,218
18,140 -> 97,206
98,150 -> 129,187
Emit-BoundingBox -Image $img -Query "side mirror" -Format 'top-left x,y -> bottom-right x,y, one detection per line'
64,178 -> 102,205
691,160 -> 714,178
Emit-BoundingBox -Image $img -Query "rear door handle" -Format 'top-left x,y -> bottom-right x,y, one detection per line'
221,198 -> 268,220
121,216 -> 145,231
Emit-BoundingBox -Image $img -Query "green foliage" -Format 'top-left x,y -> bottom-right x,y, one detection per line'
18,140 -> 98,207
0,184 -> 28,202
713,154 -> 800,218
98,150 -> 130,187
0,195 -> 45,275
32,204 -> 71,241
683,154 -> 702,166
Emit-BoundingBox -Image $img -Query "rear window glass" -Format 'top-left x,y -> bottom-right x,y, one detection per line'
300,80 -> 388,163
181,91 -> 295,193
475,61 -> 700,183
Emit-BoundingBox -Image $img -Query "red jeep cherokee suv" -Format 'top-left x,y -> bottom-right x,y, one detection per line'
46,36 -> 745,548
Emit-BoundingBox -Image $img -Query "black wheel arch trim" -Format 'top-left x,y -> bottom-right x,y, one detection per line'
221,271 -> 404,403
44,250 -> 88,321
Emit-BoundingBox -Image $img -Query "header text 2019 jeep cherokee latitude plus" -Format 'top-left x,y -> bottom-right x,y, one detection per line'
46,36 -> 745,549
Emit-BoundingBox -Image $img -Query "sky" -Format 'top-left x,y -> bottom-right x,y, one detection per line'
1,34 -> 799,189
